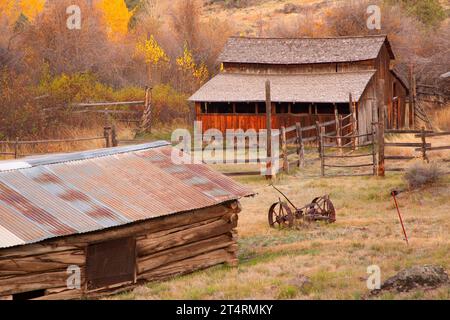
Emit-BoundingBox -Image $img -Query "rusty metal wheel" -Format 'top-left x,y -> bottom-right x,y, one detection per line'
268,201 -> 294,228
310,196 -> 336,223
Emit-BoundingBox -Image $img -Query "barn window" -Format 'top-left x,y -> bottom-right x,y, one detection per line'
13,289 -> 46,300
256,102 -> 266,114
207,102 -> 233,114
315,103 -> 335,114
275,103 -> 289,114
86,237 -> 136,290
291,103 -> 310,114
235,103 -> 256,114
336,103 -> 350,114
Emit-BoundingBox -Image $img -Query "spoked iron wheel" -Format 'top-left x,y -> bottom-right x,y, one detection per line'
268,201 -> 294,228
310,196 -> 336,223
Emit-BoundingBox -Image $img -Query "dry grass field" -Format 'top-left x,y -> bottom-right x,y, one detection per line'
110,154 -> 450,300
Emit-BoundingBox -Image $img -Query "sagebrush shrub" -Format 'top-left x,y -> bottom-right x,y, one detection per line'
404,162 -> 443,189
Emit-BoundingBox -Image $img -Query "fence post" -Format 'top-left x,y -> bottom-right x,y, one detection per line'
377,80 -> 386,177
335,109 -> 342,154
281,126 -> 289,174
140,86 -> 152,133
265,80 -> 272,179
315,121 -> 321,157
295,122 -> 304,168
371,123 -> 377,176
104,110 -> 112,148
111,123 -> 118,147
14,137 -> 19,159
320,127 -> 325,177
421,126 -> 429,163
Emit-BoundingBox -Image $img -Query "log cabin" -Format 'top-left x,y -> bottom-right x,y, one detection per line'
189,35 -> 411,137
0,142 -> 253,300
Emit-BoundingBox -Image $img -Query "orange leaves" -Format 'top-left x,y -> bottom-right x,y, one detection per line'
1,0 -> 45,24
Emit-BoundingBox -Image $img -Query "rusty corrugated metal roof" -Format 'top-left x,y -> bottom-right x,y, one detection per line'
0,141 -> 254,249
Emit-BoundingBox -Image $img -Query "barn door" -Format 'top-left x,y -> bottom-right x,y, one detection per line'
86,237 -> 136,290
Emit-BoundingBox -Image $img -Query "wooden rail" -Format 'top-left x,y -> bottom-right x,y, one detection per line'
0,122 -> 119,159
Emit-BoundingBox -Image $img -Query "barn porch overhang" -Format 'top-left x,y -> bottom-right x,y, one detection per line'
189,71 -> 376,104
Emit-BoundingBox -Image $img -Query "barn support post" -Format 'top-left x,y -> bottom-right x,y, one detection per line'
320,126 -> 325,177
265,80 -> 272,179
377,80 -> 385,177
295,122 -> 305,168
409,64 -> 415,129
280,126 -> 289,173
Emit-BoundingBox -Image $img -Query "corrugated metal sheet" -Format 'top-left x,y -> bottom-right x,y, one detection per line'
0,142 -> 254,249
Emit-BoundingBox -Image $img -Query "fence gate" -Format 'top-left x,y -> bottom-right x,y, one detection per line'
319,126 -> 377,177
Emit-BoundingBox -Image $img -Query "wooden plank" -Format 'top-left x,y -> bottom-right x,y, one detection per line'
421,146 -> 450,151
70,101 -> 144,108
385,142 -> 430,147
137,235 -> 234,274
136,218 -> 236,257
324,153 -> 374,158
386,129 -> 431,134
324,163 -> 374,168
0,250 -> 84,277
415,132 -> 450,138
385,155 -> 416,160
0,269 -> 84,296
139,248 -> 234,282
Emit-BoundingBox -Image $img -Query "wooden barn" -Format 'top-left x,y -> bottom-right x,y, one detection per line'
0,142 -> 253,300
189,35 -> 411,136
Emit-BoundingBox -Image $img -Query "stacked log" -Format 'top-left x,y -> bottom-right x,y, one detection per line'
0,201 -> 241,300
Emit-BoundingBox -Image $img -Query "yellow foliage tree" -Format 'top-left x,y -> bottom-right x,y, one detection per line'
1,0 -> 45,24
20,0 -> 45,21
176,43 -> 209,85
135,35 -> 169,84
96,0 -> 133,40
136,35 -> 169,66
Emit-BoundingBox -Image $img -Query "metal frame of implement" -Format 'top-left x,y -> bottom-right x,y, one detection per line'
268,185 -> 336,228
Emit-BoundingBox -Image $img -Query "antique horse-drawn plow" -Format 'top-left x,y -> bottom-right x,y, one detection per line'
268,185 -> 336,228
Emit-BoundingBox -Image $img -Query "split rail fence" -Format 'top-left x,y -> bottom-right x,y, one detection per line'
382,127 -> 450,172
0,123 -> 120,159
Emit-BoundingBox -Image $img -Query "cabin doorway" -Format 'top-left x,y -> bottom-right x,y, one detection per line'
86,237 -> 136,290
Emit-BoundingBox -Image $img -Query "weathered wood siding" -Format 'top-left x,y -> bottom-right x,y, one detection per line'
0,201 -> 240,300
223,61 -> 374,74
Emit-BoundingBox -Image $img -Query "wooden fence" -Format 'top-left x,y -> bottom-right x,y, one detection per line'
319,129 -> 377,177
0,124 -> 119,159
376,126 -> 450,173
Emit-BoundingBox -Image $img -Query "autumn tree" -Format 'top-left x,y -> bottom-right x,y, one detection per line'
96,0 -> 134,41
135,35 -> 169,85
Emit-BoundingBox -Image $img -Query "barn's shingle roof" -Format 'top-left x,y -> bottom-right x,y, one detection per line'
218,35 -> 394,64
0,142 -> 253,248
189,71 -> 376,103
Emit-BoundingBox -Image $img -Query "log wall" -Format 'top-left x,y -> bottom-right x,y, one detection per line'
0,201 -> 241,300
